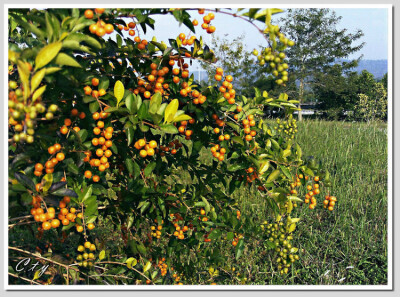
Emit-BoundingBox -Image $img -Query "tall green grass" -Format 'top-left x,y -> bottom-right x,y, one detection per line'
232,120 -> 388,285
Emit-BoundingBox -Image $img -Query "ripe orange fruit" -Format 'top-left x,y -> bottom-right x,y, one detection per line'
140,150 -> 148,158
93,112 -> 100,120
96,27 -> 106,37
62,218 -> 70,226
35,163 -> 44,171
99,89 -> 106,97
128,22 -> 136,28
64,118 -> 72,127
92,175 -> 100,182
95,8 -> 105,14
84,170 -> 92,179
245,135 -> 253,141
225,75 -> 233,82
104,24 -> 114,34
149,140 -> 157,148
56,152 -> 65,161
87,223 -> 95,230
84,9 -> 94,19
42,221 -> 51,230
51,219 -> 60,228
97,121 -> 104,128
91,78 -> 99,86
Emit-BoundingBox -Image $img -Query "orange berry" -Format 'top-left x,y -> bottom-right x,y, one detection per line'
84,9 -> 94,19
92,175 -> 100,182
56,152 -> 65,161
104,24 -> 114,34
93,112 -> 100,120
64,118 -> 72,127
91,78 -> 99,87
84,170 -> 92,179
94,8 -> 105,14
51,219 -> 60,228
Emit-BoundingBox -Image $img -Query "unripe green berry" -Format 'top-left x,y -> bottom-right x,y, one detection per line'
45,112 -> 54,120
9,81 -> 17,89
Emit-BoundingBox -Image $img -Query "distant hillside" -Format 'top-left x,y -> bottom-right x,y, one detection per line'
345,59 -> 388,79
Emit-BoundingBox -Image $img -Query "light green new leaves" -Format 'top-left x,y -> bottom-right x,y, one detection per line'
99,250 -> 106,261
143,261 -> 152,273
126,257 -> 137,269
164,99 -> 179,123
164,99 -> 192,123
114,80 -> 125,107
32,85 -> 47,103
54,53 -> 81,67
266,169 -> 280,183
35,41 -> 62,70
31,68 -> 46,94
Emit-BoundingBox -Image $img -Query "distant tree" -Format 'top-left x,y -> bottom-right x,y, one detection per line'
380,73 -> 388,91
279,8 -> 365,120
313,69 -> 385,120
199,35 -> 255,94
354,81 -> 387,121
199,35 -> 285,99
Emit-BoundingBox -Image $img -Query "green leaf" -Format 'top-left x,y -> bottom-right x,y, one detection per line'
35,41 -> 62,70
125,158 -> 134,174
202,197 -> 211,213
266,169 -> 280,183
227,232 -> 234,241
51,188 -> 78,198
235,238 -> 245,260
227,164 -> 246,172
67,163 -> 79,175
54,53 -> 81,67
84,196 -> 98,217
126,257 -> 137,269
65,32 -> 102,49
208,229 -> 221,240
89,101 -> 100,113
133,162 -> 141,179
32,85 -> 46,103
258,161 -> 270,175
278,164 -> 292,180
125,93 -> 136,114
30,68 -> 46,94
114,80 -> 125,107
149,92 -> 162,115
126,126 -> 134,146
144,162 -> 156,177
17,60 -> 30,94
99,250 -> 106,261
81,185 -> 93,203
159,124 -> 178,134
172,114 -> 192,123
232,136 -> 244,146
14,172 -> 35,192
164,99 -> 179,123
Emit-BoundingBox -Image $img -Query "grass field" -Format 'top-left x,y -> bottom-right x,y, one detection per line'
227,120 -> 388,285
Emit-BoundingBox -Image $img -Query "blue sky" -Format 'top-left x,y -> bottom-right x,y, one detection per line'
117,8 -> 388,65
